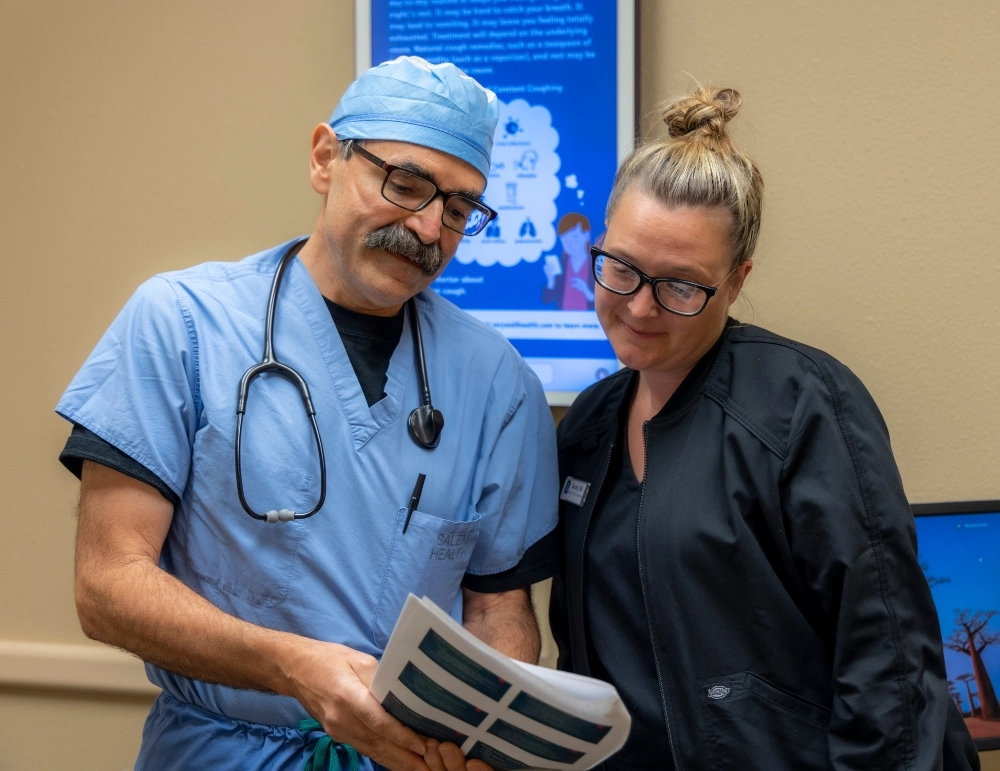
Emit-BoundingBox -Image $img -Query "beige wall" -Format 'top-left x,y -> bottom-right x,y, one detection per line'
1,0 -> 997,768
640,1 -> 1000,502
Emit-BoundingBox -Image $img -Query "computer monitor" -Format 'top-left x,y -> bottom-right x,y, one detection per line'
913,500 -> 1000,751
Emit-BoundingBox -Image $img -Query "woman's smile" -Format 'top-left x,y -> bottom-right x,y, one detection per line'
619,317 -> 664,338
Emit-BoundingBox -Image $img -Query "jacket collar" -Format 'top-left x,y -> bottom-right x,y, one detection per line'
647,317 -> 735,424
589,318 -> 735,420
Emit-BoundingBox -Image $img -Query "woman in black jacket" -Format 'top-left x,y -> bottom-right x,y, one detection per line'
549,86 -> 978,770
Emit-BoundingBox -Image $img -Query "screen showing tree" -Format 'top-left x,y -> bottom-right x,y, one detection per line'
914,502 -> 1000,751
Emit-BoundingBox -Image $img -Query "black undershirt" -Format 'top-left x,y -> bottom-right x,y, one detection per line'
584,421 -> 671,770
323,297 -> 404,407
59,297 -> 556,592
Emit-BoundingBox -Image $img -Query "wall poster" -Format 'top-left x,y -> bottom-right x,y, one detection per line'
357,0 -> 636,402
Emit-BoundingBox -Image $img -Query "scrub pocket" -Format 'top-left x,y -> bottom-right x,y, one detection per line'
700,671 -> 831,770
372,507 -> 480,648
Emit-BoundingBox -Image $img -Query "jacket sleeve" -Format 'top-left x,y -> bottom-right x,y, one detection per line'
778,359 -> 952,770
548,415 -> 583,673
549,417 -> 571,671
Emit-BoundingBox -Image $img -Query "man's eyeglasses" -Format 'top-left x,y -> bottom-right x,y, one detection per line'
352,145 -> 497,236
591,247 -> 737,317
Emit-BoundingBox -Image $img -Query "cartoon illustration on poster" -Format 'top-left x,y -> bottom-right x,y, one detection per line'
542,213 -> 595,311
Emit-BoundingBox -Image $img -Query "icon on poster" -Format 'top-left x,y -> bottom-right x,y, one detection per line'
515,150 -> 538,173
519,218 -> 537,238
506,183 -> 518,206
485,220 -> 501,239
503,117 -> 523,138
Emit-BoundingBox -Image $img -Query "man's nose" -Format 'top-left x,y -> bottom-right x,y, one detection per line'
404,197 -> 444,245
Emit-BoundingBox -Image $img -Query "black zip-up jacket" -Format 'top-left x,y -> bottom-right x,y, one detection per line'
550,322 -> 978,770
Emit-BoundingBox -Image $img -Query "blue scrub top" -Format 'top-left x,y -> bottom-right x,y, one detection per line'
57,240 -> 559,737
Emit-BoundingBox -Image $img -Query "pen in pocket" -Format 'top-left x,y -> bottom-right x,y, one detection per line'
402,473 -> 426,534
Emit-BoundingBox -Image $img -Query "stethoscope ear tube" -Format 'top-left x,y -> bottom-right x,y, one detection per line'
235,361 -> 327,521
235,239 -> 327,521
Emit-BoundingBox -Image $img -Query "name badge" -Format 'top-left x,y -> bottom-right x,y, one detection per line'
559,476 -> 591,507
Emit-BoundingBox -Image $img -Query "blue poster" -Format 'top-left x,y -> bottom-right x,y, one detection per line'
370,0 -> 626,397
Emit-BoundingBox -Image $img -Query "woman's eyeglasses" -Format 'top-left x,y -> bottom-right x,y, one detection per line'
591,247 -> 737,317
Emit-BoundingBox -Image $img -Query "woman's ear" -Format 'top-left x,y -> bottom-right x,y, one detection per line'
728,259 -> 753,303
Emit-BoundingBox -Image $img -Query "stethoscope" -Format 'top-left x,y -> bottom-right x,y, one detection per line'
235,238 -> 444,523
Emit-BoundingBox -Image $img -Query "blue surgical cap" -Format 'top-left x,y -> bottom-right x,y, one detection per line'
330,57 -> 498,179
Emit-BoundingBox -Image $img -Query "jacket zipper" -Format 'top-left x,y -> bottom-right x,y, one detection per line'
636,421 -> 680,770
576,432 -> 616,676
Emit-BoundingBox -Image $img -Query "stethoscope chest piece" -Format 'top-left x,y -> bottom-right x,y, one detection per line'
408,404 -> 444,449
405,296 -> 444,449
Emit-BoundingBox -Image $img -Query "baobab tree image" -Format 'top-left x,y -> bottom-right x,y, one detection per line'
945,609 -> 1000,721
948,680 -> 964,713
920,561 -> 951,589
955,673 -> 978,716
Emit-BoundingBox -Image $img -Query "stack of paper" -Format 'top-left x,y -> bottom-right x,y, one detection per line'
370,595 -> 631,771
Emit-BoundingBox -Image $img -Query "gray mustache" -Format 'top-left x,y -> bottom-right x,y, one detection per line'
365,224 -> 443,276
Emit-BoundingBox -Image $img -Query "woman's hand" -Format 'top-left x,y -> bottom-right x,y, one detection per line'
423,739 -> 494,771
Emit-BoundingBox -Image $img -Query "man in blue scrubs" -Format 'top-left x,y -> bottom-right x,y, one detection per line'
56,57 -> 559,771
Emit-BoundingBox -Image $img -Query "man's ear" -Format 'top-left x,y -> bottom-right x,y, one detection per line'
309,125 -> 339,195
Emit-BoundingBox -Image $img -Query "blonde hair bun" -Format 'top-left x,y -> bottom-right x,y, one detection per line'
661,86 -> 742,141
607,83 -> 761,268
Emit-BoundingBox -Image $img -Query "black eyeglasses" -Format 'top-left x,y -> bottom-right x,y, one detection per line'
352,145 -> 497,236
591,247 -> 737,317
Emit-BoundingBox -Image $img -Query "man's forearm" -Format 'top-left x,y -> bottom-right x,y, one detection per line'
76,551 -> 301,694
462,587 -> 540,663
74,461 -> 324,699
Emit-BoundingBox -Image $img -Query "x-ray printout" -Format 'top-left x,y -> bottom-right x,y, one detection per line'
370,595 -> 630,770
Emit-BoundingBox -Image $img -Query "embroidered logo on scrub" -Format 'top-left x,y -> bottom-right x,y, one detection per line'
559,476 -> 591,506
430,532 -> 474,561
707,685 -> 731,700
